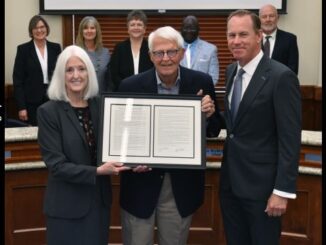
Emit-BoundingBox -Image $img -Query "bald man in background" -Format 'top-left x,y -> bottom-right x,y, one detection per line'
259,4 -> 299,75
180,15 -> 219,85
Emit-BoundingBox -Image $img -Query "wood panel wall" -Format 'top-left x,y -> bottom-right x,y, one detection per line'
62,14 -> 233,89
300,85 -> 322,130
5,15 -> 322,130
5,84 -> 322,131
5,138 -> 322,244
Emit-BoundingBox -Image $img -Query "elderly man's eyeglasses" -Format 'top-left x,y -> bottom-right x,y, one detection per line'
151,49 -> 179,59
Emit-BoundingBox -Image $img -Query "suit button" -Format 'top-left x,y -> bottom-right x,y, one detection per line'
229,134 -> 234,139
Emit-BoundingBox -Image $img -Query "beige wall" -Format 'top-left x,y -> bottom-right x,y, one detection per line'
5,0 -> 63,84
5,0 -> 322,86
277,0 -> 322,86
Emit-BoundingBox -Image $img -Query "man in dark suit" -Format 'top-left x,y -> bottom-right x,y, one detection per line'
259,4 -> 299,75
220,10 -> 301,245
118,26 -> 221,245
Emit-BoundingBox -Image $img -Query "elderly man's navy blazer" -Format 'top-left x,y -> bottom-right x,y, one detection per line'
117,66 -> 221,218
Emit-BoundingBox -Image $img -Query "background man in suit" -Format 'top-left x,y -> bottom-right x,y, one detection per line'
180,15 -> 219,85
118,26 -> 221,245
220,10 -> 301,245
259,4 -> 299,75
13,15 -> 61,126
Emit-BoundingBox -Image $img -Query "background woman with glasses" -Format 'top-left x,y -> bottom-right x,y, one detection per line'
109,10 -> 153,91
12,15 -> 61,126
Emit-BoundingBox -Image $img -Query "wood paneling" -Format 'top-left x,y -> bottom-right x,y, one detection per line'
281,175 -> 322,245
5,141 -> 42,164
313,86 -> 322,130
62,14 -> 233,88
5,137 -> 322,245
5,169 -> 48,245
4,84 -> 18,120
4,83 -> 322,131
300,85 -> 322,130
6,15 -> 322,131
5,167 -> 322,245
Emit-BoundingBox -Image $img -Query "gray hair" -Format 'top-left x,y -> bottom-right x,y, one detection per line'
127,10 -> 147,26
148,26 -> 184,51
47,45 -> 98,102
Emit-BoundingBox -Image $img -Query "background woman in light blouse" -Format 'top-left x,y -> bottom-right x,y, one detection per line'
76,16 -> 112,92
12,15 -> 61,126
110,10 -> 153,91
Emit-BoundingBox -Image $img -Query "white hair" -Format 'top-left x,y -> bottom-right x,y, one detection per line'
47,45 -> 98,101
148,26 -> 184,51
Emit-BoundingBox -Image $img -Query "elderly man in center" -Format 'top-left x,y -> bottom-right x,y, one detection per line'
117,26 -> 222,245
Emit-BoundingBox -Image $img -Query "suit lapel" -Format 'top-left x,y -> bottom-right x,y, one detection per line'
234,57 -> 270,124
46,41 -> 57,73
271,29 -> 281,59
179,66 -> 195,94
89,99 -> 99,142
224,64 -> 237,128
126,39 -> 135,74
141,68 -> 158,93
191,40 -> 201,68
29,41 -> 42,72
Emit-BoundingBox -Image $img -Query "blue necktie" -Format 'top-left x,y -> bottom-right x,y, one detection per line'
230,68 -> 245,122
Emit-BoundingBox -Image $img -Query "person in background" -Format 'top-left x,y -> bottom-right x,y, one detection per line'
118,26 -> 222,245
110,10 -> 153,91
180,15 -> 219,85
13,15 -> 61,126
37,45 -> 130,245
259,4 -> 299,75
76,16 -> 112,92
220,9 -> 301,245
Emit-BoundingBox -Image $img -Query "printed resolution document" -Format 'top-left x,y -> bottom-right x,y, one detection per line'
153,105 -> 194,158
110,104 -> 151,157
99,95 -> 205,168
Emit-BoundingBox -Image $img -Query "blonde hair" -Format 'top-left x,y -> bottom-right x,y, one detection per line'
75,16 -> 103,50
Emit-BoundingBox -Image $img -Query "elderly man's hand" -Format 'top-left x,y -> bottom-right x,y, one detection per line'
197,89 -> 215,118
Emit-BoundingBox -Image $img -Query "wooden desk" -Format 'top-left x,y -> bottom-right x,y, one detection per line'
5,128 -> 322,245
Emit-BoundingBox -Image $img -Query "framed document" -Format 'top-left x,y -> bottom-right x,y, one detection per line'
98,93 -> 206,169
